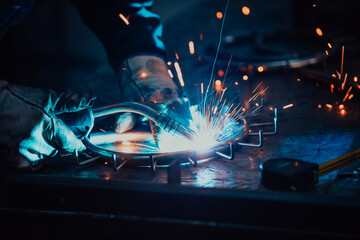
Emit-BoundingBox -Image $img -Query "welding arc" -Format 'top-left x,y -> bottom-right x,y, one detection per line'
318,147 -> 360,176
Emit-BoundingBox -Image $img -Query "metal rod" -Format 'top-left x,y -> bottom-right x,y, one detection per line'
112,154 -> 128,171
150,156 -> 157,172
215,143 -> 234,160
187,155 -> 198,167
248,108 -> 277,136
238,130 -> 263,147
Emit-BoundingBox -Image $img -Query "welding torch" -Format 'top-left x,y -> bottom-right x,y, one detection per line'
57,102 -> 194,141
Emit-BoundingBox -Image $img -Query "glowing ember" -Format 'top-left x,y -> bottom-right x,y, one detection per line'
318,104 -> 322,108
326,104 -> 333,109
315,28 -> 323,37
316,28 -> 323,36
218,69 -> 224,77
257,66 -> 264,72
242,6 -> 250,15
341,109 -> 346,115
243,75 -> 249,81
216,12 -> 223,19
354,76 -> 358,82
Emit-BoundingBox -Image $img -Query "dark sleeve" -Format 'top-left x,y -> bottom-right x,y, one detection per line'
71,0 -> 167,72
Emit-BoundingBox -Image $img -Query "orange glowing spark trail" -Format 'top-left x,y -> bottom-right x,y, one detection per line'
341,73 -> 348,90
174,62 -> 185,87
283,103 -> 294,109
341,46 -> 345,76
119,13 -> 129,25
189,41 -> 195,55
343,86 -> 352,102
252,81 -> 263,93
326,104 -> 333,109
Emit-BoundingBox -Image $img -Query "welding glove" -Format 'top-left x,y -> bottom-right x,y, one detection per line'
0,80 -> 96,172
116,55 -> 191,141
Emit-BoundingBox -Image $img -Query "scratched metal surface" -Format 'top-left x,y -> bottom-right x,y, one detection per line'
16,0 -> 360,201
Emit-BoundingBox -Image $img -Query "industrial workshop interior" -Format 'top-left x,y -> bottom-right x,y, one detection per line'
1,0 -> 360,239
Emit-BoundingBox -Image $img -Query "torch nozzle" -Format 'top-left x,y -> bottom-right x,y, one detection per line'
155,113 -> 194,140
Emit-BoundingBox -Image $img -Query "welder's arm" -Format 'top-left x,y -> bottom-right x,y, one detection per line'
0,81 -> 96,172
70,0 -> 166,71
71,0 -> 190,134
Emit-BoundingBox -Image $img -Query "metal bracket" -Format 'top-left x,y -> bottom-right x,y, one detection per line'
238,130 -> 263,147
248,108 -> 277,136
112,154 -> 128,171
74,150 -> 101,166
187,155 -> 198,167
215,143 -> 234,160
150,156 -> 157,172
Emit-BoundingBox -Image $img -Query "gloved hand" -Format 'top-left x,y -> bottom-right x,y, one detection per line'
115,55 -> 191,141
0,81 -> 96,172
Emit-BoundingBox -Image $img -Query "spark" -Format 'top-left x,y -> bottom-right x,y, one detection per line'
242,6 -> 250,15
330,84 -> 334,92
318,104 -> 322,108
348,94 -> 354,100
252,81 -> 263,93
326,104 -> 333,109
325,50 -> 329,56
257,66 -> 264,72
175,53 -> 179,60
316,28 -> 323,36
341,46 -> 345,76
342,86 -> 352,102
174,62 -> 185,87
341,109 -> 346,115
341,73 -> 348,90
283,103 -> 294,109
168,69 -> 174,78
119,13 -> 129,25
354,76 -> 358,82
339,104 -> 344,109
216,12 -> 223,19
217,69 -> 224,77
189,41 -> 195,55
243,75 -> 249,81
328,43 -> 332,48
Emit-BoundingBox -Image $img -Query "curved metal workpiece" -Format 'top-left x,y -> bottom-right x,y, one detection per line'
94,102 -> 194,140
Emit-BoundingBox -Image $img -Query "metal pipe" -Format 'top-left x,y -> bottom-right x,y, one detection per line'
93,102 -> 194,140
